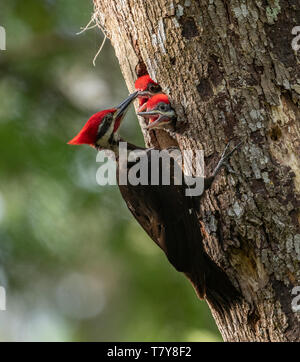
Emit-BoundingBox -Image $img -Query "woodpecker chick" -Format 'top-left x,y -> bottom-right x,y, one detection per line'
135,75 -> 162,112
68,92 -> 137,151
138,93 -> 176,130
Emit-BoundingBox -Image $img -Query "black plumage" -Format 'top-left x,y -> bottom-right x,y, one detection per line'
116,143 -> 242,305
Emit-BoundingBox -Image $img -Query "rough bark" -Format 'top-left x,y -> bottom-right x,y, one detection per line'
93,0 -> 300,341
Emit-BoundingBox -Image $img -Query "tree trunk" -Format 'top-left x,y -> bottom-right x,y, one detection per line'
93,0 -> 300,341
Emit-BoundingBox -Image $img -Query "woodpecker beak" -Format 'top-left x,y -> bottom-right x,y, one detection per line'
137,90 -> 153,97
114,91 -> 138,121
137,102 -> 148,113
138,109 -> 176,130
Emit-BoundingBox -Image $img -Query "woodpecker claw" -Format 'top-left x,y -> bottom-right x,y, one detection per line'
212,141 -> 243,178
223,161 -> 237,174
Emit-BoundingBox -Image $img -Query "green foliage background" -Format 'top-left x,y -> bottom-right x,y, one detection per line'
0,0 -> 221,341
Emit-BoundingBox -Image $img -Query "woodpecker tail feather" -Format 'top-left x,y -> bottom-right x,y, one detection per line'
204,253 -> 241,310
186,252 -> 241,310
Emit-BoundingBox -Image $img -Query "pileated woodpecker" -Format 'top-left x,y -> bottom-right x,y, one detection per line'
68,92 -> 138,150
135,75 -> 162,112
68,91 -> 241,306
138,93 -> 176,130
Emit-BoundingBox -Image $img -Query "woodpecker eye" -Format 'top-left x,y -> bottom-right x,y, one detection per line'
158,103 -> 168,112
97,113 -> 113,137
148,83 -> 162,93
103,113 -> 113,122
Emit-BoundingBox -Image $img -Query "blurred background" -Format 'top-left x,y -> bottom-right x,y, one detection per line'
0,0 -> 221,341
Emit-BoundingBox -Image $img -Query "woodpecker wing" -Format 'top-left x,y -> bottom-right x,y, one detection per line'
117,148 -> 206,296
116,145 -> 241,305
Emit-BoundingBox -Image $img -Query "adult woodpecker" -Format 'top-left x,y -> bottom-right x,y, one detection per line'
134,74 -> 162,112
117,142 -> 242,304
68,91 -> 241,304
138,93 -> 176,130
68,92 -> 138,151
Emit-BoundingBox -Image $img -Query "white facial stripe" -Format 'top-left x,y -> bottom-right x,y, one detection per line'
96,114 -> 115,147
